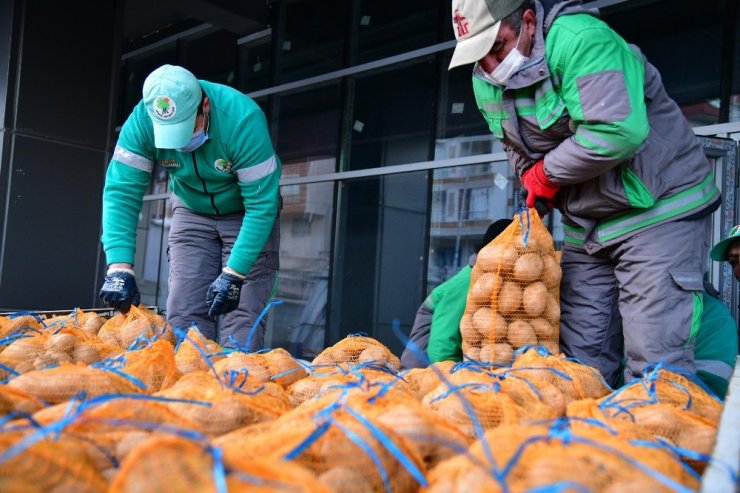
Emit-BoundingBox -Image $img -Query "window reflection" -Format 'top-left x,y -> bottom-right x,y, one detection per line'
268,172 -> 335,358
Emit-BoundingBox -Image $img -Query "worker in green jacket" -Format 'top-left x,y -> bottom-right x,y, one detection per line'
449,0 -> 720,387
401,219 -> 512,368
99,65 -> 281,350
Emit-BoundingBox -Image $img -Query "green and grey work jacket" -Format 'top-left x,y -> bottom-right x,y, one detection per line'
473,0 -> 719,252
102,80 -> 281,275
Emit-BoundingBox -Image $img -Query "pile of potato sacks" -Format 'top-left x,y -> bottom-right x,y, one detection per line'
0,315 -> 720,492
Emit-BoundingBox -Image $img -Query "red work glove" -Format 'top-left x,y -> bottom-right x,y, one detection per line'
521,160 -> 560,209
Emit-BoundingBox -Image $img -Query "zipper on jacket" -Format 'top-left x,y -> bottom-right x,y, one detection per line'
190,154 -> 220,215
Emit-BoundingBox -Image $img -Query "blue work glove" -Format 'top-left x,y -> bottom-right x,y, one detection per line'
99,268 -> 140,313
206,269 -> 245,318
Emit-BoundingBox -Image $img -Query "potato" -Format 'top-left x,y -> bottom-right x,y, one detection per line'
357,346 -> 388,364
73,343 -> 101,364
540,340 -> 560,355
470,272 -> 501,303
522,282 -> 547,317
541,254 -> 562,289
543,293 -> 560,326
529,318 -> 555,339
472,307 -> 507,340
678,424 -> 716,454
477,242 -> 518,273
463,345 -> 481,361
631,405 -> 682,440
319,467 -> 374,493
460,314 -> 482,345
493,343 -> 514,365
507,320 -> 537,349
497,282 -> 522,314
513,253 -> 544,282
47,333 -> 77,355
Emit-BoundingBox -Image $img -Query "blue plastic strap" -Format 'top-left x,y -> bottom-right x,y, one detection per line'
518,208 -> 531,248
333,417 -> 392,493
209,445 -> 228,493
284,420 -> 331,460
344,405 -> 427,486
92,356 -> 148,390
245,300 -> 284,351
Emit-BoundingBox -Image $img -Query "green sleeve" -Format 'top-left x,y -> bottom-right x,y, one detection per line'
101,103 -> 154,266
545,14 -> 649,183
227,108 -> 281,275
695,293 -> 739,397
427,266 -> 472,363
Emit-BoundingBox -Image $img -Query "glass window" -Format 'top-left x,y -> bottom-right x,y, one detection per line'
355,0 -> 441,64
267,178 -> 336,358
278,0 -> 349,84
275,84 -> 342,166
349,60 -> 436,170
603,0 -> 725,126
238,36 -> 272,93
330,172 -> 428,356
181,30 -> 240,87
731,0 -> 740,123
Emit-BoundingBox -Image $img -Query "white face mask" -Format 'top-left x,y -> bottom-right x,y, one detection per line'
484,29 -> 528,86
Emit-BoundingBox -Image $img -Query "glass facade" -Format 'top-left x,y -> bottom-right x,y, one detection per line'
117,0 -> 740,358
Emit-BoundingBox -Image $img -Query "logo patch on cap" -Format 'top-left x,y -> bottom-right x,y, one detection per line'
214,159 -> 234,173
153,96 -> 176,120
453,9 -> 469,37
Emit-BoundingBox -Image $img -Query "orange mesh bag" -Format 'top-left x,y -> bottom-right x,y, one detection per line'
42,309 -> 105,337
109,434 -> 332,493
216,398 -> 427,493
426,419 -> 699,493
7,361 -> 144,403
263,347 -> 309,386
118,339 -> 181,392
509,345 -> 611,403
403,361 -> 457,400
154,370 -> 290,435
0,429 -> 108,493
597,362 -> 723,423
98,305 -> 174,349
462,210 -> 561,364
213,351 -> 273,382
421,367 -> 560,438
311,334 -> 402,370
0,313 -> 44,340
0,385 -> 45,415
174,326 -> 225,374
0,334 -> 49,373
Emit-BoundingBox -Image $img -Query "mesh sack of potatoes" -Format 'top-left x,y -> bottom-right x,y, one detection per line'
6,361 -> 145,403
0,313 -> 44,340
597,362 -> 723,423
173,326 -> 225,374
213,348 -> 308,388
42,309 -> 106,337
507,345 -> 611,405
425,419 -> 699,493
114,339 -> 181,392
462,209 -> 561,365
1,329 -> 127,374
214,398 -> 426,493
311,334 -> 401,370
0,428 -> 109,493
153,370 -> 290,436
108,434 -> 332,493
97,305 -> 174,349
403,360 -> 457,400
567,398 -> 717,471
420,368 -> 562,439
286,361 -> 405,407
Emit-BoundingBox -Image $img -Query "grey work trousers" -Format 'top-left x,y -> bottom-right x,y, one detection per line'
560,216 -> 711,387
166,201 -> 279,351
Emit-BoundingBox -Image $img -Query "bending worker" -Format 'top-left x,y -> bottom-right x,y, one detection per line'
99,64 -> 281,351
449,0 -> 720,386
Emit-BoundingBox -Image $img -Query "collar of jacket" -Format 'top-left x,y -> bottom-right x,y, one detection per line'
473,0 -> 598,91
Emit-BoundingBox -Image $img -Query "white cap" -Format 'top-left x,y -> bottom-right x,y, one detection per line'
449,0 -> 527,70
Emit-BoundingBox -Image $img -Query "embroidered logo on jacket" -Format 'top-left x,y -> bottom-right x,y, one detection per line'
153,96 -> 176,119
214,159 -> 234,173
157,159 -> 181,168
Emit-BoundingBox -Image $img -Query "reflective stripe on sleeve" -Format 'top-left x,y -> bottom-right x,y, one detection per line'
112,146 -> 154,173
236,155 -> 277,183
